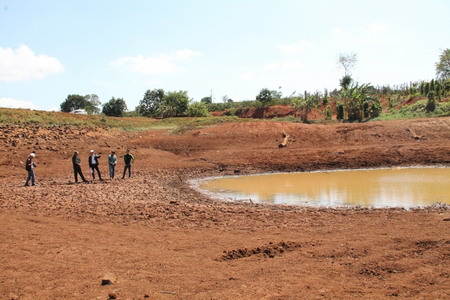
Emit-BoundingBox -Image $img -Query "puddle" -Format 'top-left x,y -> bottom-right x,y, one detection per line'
195,167 -> 450,208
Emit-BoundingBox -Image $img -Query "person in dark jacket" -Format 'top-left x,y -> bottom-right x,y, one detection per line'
24,153 -> 36,186
88,150 -> 102,180
122,149 -> 135,179
72,151 -> 87,183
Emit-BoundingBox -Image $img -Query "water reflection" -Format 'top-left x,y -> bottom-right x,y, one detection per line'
199,167 -> 450,208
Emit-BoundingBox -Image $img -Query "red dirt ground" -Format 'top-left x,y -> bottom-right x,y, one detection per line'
1,117 -> 450,299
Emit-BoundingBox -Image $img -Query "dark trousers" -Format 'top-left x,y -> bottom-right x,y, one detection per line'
25,169 -> 35,186
90,164 -> 102,180
122,164 -> 131,178
73,165 -> 87,183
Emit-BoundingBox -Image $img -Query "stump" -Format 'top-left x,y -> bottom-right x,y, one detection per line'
278,132 -> 289,148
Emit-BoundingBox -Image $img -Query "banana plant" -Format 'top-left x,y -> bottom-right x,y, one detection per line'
340,83 -> 379,121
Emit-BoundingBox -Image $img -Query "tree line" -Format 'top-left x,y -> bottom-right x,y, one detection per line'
60,48 -> 450,120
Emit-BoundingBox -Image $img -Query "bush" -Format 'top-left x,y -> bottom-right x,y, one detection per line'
337,104 -> 344,120
60,94 -> 89,113
102,97 -> 127,117
185,102 -> 210,117
162,91 -> 190,117
256,88 -> 275,107
326,105 -> 332,120
136,89 -> 165,117
376,99 -> 450,120
426,90 -> 436,112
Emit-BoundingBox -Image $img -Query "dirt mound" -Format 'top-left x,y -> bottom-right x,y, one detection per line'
219,241 -> 302,261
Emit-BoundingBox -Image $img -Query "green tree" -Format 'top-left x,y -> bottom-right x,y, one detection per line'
340,83 -> 379,121
102,97 -> 127,117
424,82 -> 430,96
158,91 -> 190,118
436,81 -> 442,100
291,94 -> 320,123
419,81 -> 425,95
337,103 -> 345,120
435,48 -> 450,80
326,105 -> 332,120
340,75 -> 353,90
200,96 -> 212,104
426,90 -> 436,112
137,89 -> 165,117
155,104 -> 176,118
185,102 -> 210,117
60,94 -> 90,113
84,94 -> 101,114
256,88 -> 274,107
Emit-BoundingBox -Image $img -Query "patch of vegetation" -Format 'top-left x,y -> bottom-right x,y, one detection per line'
167,116 -> 249,134
0,108 -> 248,132
375,100 -> 450,120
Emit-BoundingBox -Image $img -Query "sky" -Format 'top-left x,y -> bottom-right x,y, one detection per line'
0,0 -> 449,111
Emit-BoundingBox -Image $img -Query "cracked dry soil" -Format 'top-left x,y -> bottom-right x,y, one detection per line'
1,118 -> 450,299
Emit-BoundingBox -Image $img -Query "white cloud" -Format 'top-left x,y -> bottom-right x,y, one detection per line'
109,49 -> 202,75
0,97 -> 38,109
278,39 -> 313,54
175,49 -> 202,60
0,45 -> 64,82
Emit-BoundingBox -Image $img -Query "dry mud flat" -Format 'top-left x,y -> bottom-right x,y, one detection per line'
1,118 -> 450,299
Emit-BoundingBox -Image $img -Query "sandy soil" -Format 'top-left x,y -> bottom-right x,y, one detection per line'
1,118 -> 450,299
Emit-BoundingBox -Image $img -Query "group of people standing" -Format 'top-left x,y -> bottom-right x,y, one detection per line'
72,149 -> 135,183
23,149 -> 135,186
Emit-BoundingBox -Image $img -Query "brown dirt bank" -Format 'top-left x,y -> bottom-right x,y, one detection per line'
1,118 -> 450,299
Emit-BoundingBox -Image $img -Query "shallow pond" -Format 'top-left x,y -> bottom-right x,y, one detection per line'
197,167 -> 450,208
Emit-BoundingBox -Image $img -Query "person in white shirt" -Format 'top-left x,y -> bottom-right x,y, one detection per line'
88,150 -> 102,180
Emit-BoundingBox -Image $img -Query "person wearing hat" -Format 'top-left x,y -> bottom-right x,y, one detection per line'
24,153 -> 36,186
72,151 -> 87,183
108,150 -> 117,179
88,150 -> 102,180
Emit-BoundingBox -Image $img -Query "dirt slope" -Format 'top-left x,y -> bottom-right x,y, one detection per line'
1,117 -> 450,299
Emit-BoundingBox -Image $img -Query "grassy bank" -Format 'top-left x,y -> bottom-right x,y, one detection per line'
0,108 -> 245,132
375,99 -> 450,121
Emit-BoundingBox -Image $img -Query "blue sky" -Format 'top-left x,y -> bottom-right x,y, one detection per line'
1,0 -> 449,111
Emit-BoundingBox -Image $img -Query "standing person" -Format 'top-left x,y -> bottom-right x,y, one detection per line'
122,149 -> 135,179
88,150 -> 102,180
72,151 -> 87,183
24,153 -> 36,186
108,150 -> 117,179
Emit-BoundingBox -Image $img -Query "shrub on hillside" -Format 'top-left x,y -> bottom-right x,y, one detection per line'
102,97 -> 127,117
185,102 -> 210,117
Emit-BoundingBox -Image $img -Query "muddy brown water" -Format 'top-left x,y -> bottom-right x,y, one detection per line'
197,167 -> 450,208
